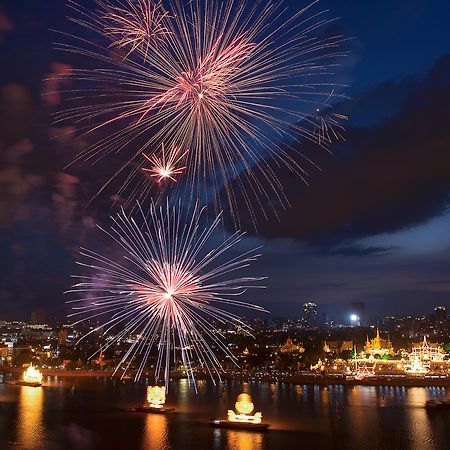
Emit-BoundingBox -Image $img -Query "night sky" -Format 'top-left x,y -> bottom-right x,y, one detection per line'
1,0 -> 450,321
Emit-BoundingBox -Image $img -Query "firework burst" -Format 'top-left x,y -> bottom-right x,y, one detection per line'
102,0 -> 171,59
56,0 -> 349,225
142,143 -> 187,183
66,202 -> 266,388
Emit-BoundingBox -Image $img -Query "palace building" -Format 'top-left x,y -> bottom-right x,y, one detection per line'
409,336 -> 445,364
364,328 -> 394,357
280,338 -> 304,353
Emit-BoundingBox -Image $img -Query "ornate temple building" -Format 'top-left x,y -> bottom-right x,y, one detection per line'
409,336 -> 445,364
280,338 -> 304,353
364,329 -> 394,357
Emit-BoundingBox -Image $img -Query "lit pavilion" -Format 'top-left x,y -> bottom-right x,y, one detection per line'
364,329 -> 394,358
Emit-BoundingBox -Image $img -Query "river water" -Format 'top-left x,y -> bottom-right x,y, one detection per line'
0,377 -> 450,449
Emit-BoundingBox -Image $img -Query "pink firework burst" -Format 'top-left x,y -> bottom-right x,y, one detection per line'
66,202 -> 266,388
57,0 -> 349,226
102,0 -> 171,58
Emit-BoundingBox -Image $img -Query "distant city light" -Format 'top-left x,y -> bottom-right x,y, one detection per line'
350,314 -> 359,322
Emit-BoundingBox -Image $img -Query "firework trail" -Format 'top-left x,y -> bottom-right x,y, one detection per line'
66,202 -> 266,388
55,0 -> 349,226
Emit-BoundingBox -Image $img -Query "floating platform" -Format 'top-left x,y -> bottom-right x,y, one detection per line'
122,406 -> 175,414
209,419 -> 269,431
6,380 -> 42,387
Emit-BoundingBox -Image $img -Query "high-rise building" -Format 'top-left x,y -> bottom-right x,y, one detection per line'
301,302 -> 317,328
31,308 -> 46,325
435,306 -> 447,323
58,329 -> 68,346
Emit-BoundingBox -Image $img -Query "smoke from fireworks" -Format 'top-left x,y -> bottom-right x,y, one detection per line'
55,0 -> 349,226
66,202 -> 265,388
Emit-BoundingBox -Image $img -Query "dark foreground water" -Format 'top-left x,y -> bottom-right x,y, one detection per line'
1,377 -> 450,450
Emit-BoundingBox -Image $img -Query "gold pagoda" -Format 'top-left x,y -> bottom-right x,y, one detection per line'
364,328 -> 394,357
280,338 -> 304,354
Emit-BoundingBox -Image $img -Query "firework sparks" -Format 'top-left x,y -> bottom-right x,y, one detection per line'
57,0 -> 349,225
142,143 -> 187,183
102,0 -> 171,59
311,91 -> 348,145
66,202 -> 266,389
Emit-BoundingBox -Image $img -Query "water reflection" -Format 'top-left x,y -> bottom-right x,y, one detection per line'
225,430 -> 263,450
2,380 -> 449,450
141,413 -> 169,450
406,388 -> 435,450
16,386 -> 44,449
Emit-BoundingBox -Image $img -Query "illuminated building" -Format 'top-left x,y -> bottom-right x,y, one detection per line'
409,336 -> 445,366
364,329 -> 394,357
301,302 -> 317,329
280,338 -> 304,354
435,306 -> 447,323
58,328 -> 68,346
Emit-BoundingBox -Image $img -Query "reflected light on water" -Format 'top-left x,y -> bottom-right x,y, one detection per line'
226,430 -> 263,450
141,413 -> 169,450
347,387 -> 379,448
406,388 -> 435,450
16,386 -> 44,448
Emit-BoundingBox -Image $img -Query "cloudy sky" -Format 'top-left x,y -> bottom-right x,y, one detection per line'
1,0 -> 449,321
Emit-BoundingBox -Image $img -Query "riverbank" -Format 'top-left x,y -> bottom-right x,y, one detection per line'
2,366 -> 449,388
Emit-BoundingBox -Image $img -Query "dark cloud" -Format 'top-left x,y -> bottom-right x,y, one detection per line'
314,245 -> 396,258
240,56 -> 450,244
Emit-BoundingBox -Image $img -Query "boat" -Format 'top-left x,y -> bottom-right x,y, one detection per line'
122,386 -> 175,414
209,419 -> 269,431
122,405 -> 175,414
13,364 -> 43,387
210,393 -> 269,431
425,400 -> 450,410
14,380 -> 43,387
4,380 -> 42,387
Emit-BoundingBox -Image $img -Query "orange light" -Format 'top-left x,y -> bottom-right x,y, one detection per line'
23,364 -> 43,384
147,386 -> 166,408
227,393 -> 262,424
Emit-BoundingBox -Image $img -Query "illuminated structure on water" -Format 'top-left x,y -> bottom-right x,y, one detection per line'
227,393 -> 262,424
22,364 -> 43,385
147,386 -> 166,409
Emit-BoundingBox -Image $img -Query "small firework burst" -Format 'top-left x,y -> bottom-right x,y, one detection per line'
142,143 -> 187,183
